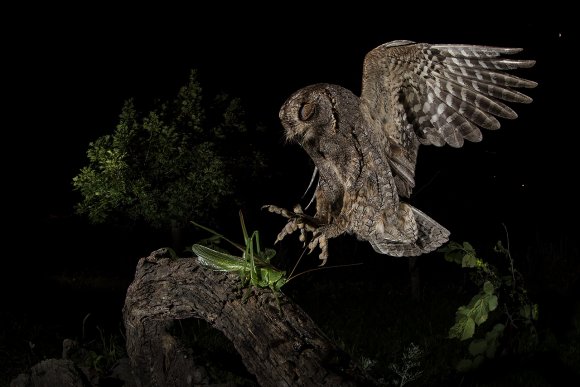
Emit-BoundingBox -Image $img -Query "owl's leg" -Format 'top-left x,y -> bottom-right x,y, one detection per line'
263,204 -> 342,265
262,204 -> 320,244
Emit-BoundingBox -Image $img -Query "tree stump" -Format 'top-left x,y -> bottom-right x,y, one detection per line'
123,248 -> 374,386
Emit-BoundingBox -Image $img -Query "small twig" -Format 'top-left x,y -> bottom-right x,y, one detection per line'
502,223 -> 516,291
82,313 -> 91,343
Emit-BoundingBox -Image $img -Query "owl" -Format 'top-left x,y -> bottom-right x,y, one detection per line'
265,40 -> 536,265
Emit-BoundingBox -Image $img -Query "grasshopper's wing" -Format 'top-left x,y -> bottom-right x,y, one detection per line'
192,244 -> 248,272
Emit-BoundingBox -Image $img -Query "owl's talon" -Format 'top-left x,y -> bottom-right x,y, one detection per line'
300,228 -> 329,266
318,251 -> 328,267
318,243 -> 329,266
265,203 -> 330,261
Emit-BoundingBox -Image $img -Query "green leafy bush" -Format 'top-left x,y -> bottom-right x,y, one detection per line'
440,240 -> 538,372
73,70 -> 264,235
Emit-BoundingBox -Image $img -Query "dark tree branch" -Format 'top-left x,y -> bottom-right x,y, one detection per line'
123,249 -> 374,386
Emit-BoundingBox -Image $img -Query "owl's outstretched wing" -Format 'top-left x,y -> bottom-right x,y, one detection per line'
360,40 -> 536,197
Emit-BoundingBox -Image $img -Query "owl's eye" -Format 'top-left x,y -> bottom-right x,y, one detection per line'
299,102 -> 316,121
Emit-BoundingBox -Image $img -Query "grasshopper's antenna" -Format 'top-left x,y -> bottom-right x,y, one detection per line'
288,246 -> 309,280
191,219 -> 244,252
287,262 -> 363,283
287,240 -> 363,283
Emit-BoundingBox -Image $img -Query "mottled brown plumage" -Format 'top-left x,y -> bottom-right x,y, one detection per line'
265,40 -> 536,265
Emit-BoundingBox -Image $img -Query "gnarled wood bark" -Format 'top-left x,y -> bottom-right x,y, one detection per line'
123,248 -> 374,386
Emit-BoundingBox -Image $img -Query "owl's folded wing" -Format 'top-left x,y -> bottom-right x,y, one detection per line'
360,40 -> 536,197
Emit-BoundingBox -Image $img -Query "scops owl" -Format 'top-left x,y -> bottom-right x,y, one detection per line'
265,40 -> 536,265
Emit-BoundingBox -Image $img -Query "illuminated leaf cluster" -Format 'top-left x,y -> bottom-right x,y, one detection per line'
73,70 -> 260,230
439,239 -> 539,372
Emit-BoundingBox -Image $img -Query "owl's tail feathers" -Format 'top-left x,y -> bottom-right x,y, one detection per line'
370,207 -> 450,257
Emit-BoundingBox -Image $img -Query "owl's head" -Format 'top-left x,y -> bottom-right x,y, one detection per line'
279,83 -> 358,145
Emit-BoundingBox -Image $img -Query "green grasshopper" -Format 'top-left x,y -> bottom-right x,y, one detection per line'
191,211 -> 363,309
191,211 -> 287,304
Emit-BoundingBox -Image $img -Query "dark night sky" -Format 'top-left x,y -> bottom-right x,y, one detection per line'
4,7 -> 575,290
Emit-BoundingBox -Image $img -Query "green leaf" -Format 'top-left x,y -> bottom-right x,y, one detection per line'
484,324 -> 504,358
485,339 -> 499,359
468,295 -> 490,326
448,318 -> 465,340
468,339 -> 487,356
532,304 -> 539,320
472,355 -> 485,368
483,281 -> 495,295
487,295 -> 498,312
449,315 -> 475,340
447,250 -> 464,264
520,304 -> 531,319
462,241 -> 476,254
462,253 -> 477,268
439,241 -> 465,264
456,359 -> 473,372
438,241 -> 461,252
501,275 -> 513,287
494,240 -> 509,255
462,317 -> 475,340
491,323 -> 505,334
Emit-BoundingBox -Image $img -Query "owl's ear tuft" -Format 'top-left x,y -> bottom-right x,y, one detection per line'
299,102 -> 316,121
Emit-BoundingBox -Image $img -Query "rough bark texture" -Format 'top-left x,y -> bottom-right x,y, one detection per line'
123,248 -> 374,387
